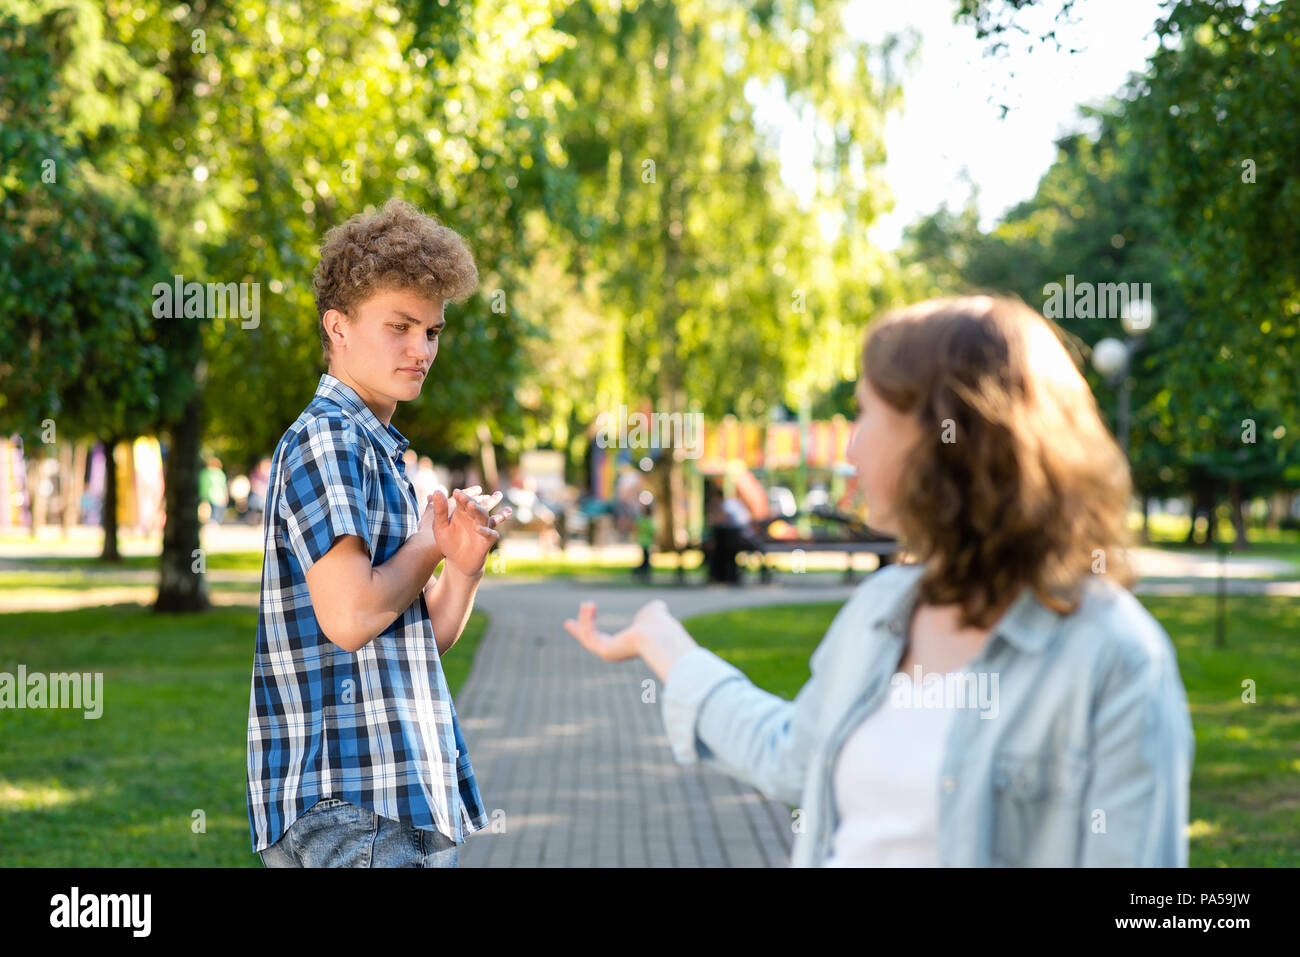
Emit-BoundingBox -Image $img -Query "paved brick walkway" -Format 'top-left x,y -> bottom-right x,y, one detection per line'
453,578 -> 860,867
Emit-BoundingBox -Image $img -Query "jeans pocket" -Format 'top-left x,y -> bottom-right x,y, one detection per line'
418,826 -> 459,868
312,797 -> 351,811
289,799 -> 377,867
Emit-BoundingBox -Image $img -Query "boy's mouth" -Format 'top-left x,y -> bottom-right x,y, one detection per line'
398,367 -> 426,378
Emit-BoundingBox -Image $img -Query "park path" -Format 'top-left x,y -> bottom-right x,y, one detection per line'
451,578 -> 860,867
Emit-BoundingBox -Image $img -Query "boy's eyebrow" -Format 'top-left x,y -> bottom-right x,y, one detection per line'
393,310 -> 447,330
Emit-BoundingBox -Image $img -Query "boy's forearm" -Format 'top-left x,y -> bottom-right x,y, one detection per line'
424,564 -> 484,655
353,530 -> 441,649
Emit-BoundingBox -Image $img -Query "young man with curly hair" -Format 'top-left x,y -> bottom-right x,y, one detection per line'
248,198 -> 511,868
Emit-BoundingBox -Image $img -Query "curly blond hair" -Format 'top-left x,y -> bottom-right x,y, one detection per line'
312,198 -> 479,362
862,294 -> 1136,629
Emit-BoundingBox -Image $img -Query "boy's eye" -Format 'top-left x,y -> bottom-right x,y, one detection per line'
427,329 -> 439,339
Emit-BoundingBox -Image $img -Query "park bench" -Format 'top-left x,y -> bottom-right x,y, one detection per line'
743,508 -> 899,583
665,507 -> 899,584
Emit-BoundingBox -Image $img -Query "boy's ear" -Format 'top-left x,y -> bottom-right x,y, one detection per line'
322,307 -> 349,350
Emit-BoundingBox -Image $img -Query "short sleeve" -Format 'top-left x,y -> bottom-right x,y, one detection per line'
278,416 -> 373,573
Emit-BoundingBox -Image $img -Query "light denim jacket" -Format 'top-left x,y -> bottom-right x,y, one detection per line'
660,563 -> 1195,866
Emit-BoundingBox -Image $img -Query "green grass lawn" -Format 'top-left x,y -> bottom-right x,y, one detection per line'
0,604 -> 487,866
1138,517 -> 1300,574
4,552 -> 267,572
680,594 -> 1300,867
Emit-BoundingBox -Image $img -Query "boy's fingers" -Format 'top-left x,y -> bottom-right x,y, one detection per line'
460,498 -> 490,523
431,489 -> 450,526
452,489 -> 489,519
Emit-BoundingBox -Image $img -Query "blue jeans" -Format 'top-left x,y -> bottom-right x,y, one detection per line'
258,798 -> 459,868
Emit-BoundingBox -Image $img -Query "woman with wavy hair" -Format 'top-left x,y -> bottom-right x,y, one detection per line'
566,294 -> 1194,867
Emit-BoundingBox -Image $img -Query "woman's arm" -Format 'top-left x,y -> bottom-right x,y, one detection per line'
566,598 -> 841,808
659,643 -> 831,807
1077,643 -> 1195,866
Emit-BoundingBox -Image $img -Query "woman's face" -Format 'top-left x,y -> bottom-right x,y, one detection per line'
845,378 -> 923,536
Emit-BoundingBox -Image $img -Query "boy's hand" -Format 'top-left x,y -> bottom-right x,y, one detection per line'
426,485 -> 512,578
417,496 -> 445,567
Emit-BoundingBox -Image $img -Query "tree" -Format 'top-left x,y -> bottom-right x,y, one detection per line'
0,3 -> 176,562
906,0 -> 1300,546
546,0 -> 907,546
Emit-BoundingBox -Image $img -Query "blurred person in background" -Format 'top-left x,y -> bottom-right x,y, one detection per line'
199,457 -> 229,525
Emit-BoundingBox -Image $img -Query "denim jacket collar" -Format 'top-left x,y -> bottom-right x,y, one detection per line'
871,562 -> 1067,655
314,373 -> 410,463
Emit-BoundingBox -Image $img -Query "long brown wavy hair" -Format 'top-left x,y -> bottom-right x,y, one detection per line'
861,294 -> 1136,628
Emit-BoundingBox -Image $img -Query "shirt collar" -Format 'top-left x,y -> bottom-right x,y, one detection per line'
314,373 -> 411,463
872,562 -> 1065,654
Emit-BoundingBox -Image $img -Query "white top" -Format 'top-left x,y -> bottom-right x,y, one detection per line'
824,670 -> 957,867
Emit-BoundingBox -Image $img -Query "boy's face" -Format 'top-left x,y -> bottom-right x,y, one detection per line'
324,287 -> 446,411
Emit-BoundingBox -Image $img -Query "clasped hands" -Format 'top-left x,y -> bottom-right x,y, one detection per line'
419,484 -> 512,578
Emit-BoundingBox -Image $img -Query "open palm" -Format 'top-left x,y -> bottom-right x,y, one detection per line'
563,601 -> 643,662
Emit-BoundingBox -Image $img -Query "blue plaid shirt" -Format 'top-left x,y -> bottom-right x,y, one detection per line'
247,373 -> 490,854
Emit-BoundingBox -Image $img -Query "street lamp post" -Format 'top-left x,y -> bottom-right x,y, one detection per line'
1092,336 -> 1134,453
1091,298 -> 1158,461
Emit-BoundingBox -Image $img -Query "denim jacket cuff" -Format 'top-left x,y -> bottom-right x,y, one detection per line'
661,646 -> 745,764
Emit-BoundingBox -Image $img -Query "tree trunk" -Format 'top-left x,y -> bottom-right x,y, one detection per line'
65,440 -> 86,531
155,385 -> 210,612
1185,480 -> 1215,546
1140,495 -> 1151,544
26,452 -> 45,536
1265,492 -> 1286,530
100,437 -> 121,562
1229,479 -> 1248,551
477,421 -> 499,492
652,6 -> 688,554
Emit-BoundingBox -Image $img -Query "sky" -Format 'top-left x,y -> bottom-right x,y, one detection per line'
754,0 -> 1170,250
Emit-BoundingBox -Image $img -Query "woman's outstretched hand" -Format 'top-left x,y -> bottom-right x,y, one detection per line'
564,600 -> 642,662
564,598 -> 698,681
